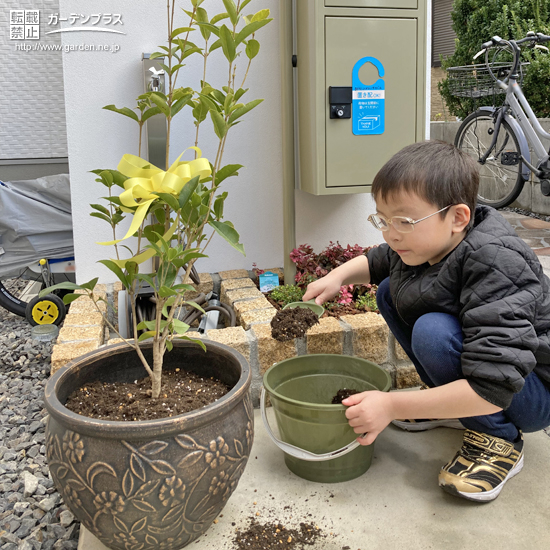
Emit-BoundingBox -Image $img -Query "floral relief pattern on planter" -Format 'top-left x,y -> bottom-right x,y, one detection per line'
46,393 -> 254,550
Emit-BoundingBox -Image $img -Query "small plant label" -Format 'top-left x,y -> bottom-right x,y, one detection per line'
259,271 -> 279,292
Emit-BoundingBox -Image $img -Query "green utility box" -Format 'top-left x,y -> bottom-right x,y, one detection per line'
295,0 -> 428,195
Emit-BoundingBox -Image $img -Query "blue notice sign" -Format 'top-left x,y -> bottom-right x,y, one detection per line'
259,271 -> 280,292
352,56 -> 385,136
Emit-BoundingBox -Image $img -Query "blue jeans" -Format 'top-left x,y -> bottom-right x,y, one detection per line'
377,277 -> 550,441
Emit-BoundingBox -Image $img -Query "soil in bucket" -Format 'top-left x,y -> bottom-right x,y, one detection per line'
331,388 -> 360,404
263,354 -> 391,483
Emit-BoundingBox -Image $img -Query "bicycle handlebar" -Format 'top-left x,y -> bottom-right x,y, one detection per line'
482,32 -> 550,50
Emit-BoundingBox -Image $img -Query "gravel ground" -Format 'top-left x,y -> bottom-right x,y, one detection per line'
0,284 -> 79,550
501,206 -> 550,222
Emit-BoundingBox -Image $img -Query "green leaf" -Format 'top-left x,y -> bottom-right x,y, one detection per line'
245,39 -> 260,60
234,87 -> 248,101
229,98 -> 263,124
141,106 -> 162,123
170,93 -> 192,118
159,286 -> 177,298
224,91 -> 234,116
172,252 -> 208,269
136,274 -> 157,289
103,105 -> 139,122
136,320 -> 157,331
172,319 -> 190,335
195,22 -> 220,37
153,192 -> 180,211
166,339 -> 173,352
98,260 -> 129,288
209,38 -> 222,53
80,277 -> 99,291
178,175 -> 200,208
173,283 -> 196,292
184,301 -> 206,314
148,92 -> 170,116
39,282 -> 85,298
171,26 -> 194,39
210,89 -> 226,106
210,109 -> 228,139
223,0 -> 238,26
90,203 -> 110,215
219,24 -> 236,63
251,9 -> 270,22
125,261 -> 138,284
209,219 -> 245,255
90,212 -> 112,224
210,12 -> 229,25
178,335 -> 206,351
181,46 -> 203,60
213,192 -> 227,219
214,164 -> 243,185
62,293 -> 83,305
235,19 -> 272,46
138,331 -> 156,342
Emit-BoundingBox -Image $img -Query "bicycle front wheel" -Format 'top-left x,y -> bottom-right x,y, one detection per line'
455,111 -> 524,209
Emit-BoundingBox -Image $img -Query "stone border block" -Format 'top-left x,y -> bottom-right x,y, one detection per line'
341,313 -> 389,364
240,308 -> 277,330
57,325 -> 104,345
306,317 -> 344,355
219,269 -> 250,280
395,364 -> 423,389
233,297 -> 273,325
206,326 -> 250,364
223,287 -> 264,308
51,342 -> 100,374
185,272 -> 214,301
251,323 -> 297,375
63,312 -> 104,327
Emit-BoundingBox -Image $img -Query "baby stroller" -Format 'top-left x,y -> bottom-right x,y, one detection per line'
0,174 -> 75,325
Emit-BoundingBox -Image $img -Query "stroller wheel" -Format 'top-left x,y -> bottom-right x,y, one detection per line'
25,294 -> 66,326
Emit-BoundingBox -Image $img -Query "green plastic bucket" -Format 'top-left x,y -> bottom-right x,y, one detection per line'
261,354 -> 392,483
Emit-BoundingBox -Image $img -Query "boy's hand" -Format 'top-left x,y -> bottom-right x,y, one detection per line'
302,273 -> 343,305
343,391 -> 394,446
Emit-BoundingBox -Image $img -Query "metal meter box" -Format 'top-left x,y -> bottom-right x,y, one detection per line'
295,0 -> 428,195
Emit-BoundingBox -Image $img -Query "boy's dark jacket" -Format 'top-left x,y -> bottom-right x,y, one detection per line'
366,205 -> 550,409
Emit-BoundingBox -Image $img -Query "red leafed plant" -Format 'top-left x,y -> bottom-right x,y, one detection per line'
290,242 -> 378,311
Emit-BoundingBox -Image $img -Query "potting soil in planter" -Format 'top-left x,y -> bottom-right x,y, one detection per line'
270,307 -> 319,341
63,368 -> 230,421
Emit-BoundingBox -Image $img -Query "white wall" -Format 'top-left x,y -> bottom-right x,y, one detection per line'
59,0 -> 427,283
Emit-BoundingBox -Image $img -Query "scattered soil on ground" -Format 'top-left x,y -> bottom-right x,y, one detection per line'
63,369 -> 230,421
270,308 -> 320,341
331,389 -> 359,404
234,518 -> 325,549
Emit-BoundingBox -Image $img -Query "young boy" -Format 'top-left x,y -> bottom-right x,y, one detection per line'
302,140 -> 550,502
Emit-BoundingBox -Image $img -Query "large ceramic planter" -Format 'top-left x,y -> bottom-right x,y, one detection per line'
44,340 -> 253,550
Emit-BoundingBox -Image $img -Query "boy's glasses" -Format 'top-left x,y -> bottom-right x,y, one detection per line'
367,205 -> 452,233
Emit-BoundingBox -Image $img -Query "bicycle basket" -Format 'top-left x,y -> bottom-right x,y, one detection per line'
447,62 -> 528,98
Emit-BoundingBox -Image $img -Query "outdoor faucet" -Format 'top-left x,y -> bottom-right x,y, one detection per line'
148,67 -> 164,93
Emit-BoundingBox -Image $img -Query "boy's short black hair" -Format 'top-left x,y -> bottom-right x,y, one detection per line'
371,140 -> 479,230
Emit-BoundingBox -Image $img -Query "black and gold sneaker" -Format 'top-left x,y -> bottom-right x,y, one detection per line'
438,429 -> 524,502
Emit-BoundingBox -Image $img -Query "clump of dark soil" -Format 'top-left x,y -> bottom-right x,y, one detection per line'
63,369 -> 230,421
270,307 -> 320,341
234,518 -> 325,549
331,389 -> 359,404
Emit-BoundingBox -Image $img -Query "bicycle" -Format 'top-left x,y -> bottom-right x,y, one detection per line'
448,32 -> 550,208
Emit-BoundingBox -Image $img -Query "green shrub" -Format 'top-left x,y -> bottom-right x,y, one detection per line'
439,0 -> 550,119
269,285 -> 305,307
356,293 -> 377,312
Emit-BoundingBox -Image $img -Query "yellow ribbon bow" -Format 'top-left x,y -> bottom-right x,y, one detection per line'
98,146 -> 211,267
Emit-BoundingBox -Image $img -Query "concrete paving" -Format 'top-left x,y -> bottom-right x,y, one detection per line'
80,209 -> 550,550
80,407 -> 550,550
